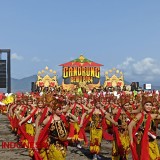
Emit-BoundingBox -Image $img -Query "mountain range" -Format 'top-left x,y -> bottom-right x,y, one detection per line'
0,75 -> 160,93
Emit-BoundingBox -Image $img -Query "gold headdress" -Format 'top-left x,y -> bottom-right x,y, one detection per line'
50,98 -> 65,111
23,95 -> 33,102
142,95 -> 153,106
36,95 -> 45,104
120,95 -> 130,106
45,93 -> 54,104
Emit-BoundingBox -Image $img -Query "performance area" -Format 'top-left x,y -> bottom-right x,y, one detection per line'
0,55 -> 160,160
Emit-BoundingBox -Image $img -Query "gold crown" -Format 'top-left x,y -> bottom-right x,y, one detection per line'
45,93 -> 54,104
50,98 -> 65,111
23,95 -> 33,102
36,95 -> 45,103
120,95 -> 130,106
142,96 -> 153,106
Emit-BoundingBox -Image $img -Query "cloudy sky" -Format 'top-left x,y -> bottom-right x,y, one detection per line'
1,1 -> 160,85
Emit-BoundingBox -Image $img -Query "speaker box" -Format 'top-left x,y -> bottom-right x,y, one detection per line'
131,82 -> 137,91
31,82 -> 36,92
136,82 -> 139,88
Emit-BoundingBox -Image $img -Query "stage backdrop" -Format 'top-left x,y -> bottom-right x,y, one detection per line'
59,55 -> 103,90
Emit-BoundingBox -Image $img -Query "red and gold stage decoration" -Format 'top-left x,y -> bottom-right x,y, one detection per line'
36,66 -> 58,90
59,55 -> 103,90
103,68 -> 124,88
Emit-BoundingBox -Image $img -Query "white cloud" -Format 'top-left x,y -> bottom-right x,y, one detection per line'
122,57 -> 135,66
31,57 -> 41,62
117,57 -> 134,69
117,57 -> 160,82
11,53 -> 24,60
132,58 -> 154,74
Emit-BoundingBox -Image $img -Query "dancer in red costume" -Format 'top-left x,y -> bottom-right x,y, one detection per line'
112,94 -> 140,160
128,95 -> 160,160
34,97 -> 77,160
67,96 -> 89,148
80,97 -> 118,160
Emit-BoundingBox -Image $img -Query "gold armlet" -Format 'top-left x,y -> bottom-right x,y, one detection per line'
132,117 -> 138,123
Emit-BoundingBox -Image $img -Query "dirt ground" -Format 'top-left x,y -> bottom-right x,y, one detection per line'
0,114 -> 159,160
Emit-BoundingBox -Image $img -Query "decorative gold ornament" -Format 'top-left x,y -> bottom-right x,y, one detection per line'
79,55 -> 85,62
116,70 -> 119,73
53,71 -> 56,74
36,67 -> 58,89
104,68 -> 124,88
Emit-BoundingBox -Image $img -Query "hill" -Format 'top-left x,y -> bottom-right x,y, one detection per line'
11,75 -> 37,92
0,75 -> 160,93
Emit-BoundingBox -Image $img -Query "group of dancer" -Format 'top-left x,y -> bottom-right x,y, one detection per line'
0,86 -> 160,160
